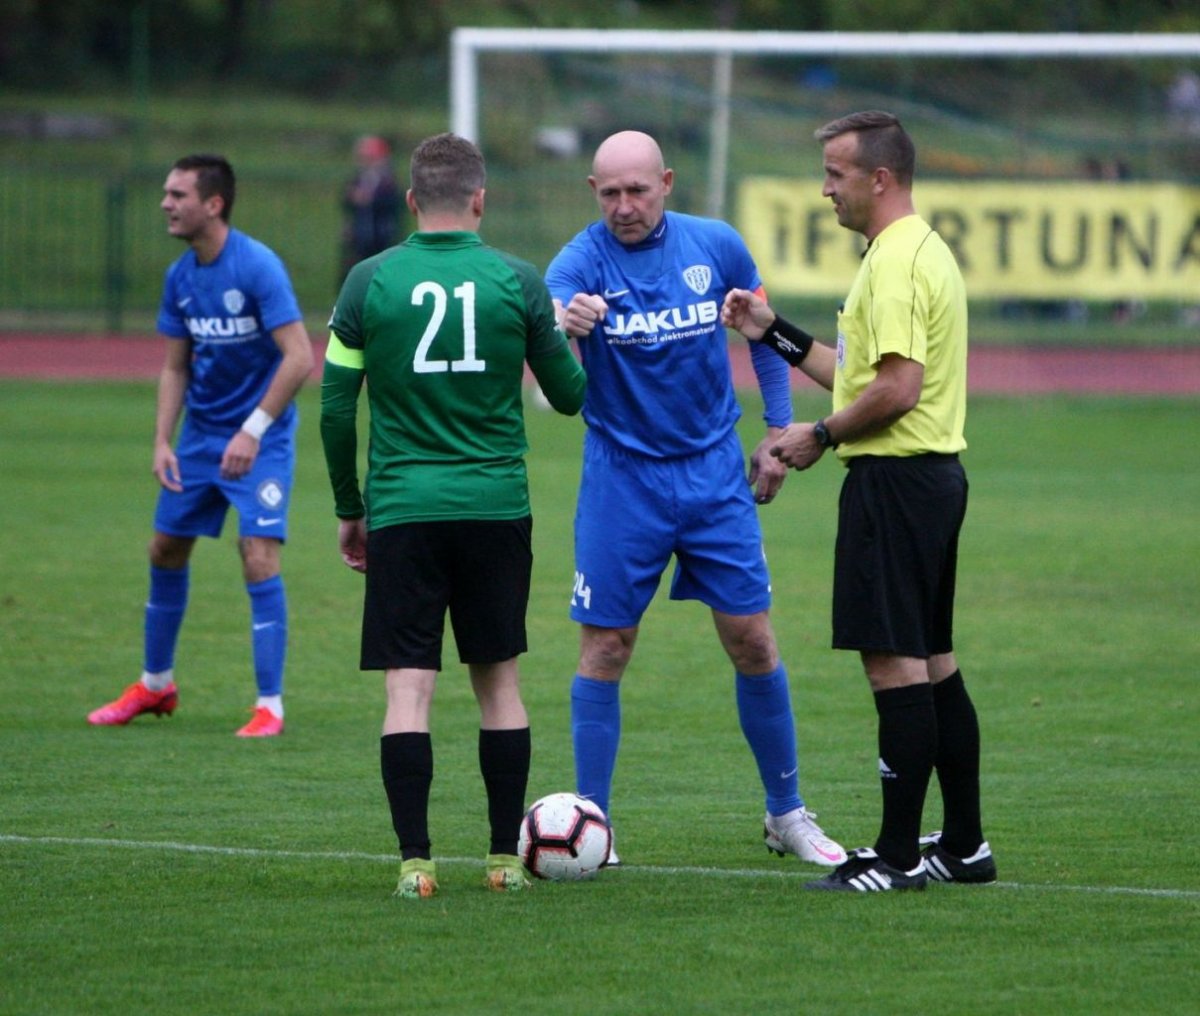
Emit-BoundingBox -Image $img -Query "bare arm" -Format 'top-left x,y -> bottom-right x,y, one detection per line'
771,354 -> 924,470
259,319 -> 315,417
825,353 -> 923,441
220,320 -> 314,479
793,342 -> 836,392
153,337 -> 191,492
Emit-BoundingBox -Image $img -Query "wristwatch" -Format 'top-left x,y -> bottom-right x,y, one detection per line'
813,419 -> 838,449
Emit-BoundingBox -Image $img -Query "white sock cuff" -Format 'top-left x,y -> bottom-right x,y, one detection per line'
141,670 -> 174,692
256,695 -> 284,718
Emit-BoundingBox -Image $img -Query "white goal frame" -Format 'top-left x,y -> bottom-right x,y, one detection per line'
450,28 -> 1200,218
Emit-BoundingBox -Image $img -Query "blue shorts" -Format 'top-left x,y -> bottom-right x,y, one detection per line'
153,416 -> 296,541
570,429 -> 771,627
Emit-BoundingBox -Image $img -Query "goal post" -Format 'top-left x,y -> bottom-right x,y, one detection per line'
450,28 -> 1200,329
452,28 -> 1200,147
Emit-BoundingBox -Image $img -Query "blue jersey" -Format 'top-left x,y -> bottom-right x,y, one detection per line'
157,228 -> 303,434
546,211 -> 786,458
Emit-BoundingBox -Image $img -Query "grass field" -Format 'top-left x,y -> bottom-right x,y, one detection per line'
1,381 -> 1198,1015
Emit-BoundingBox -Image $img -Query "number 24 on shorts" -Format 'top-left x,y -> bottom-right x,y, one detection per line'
572,572 -> 592,610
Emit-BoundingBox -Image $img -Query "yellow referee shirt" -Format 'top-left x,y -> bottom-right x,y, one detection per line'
833,214 -> 968,459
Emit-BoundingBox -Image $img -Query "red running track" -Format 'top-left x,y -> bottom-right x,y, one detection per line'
0,334 -> 1197,395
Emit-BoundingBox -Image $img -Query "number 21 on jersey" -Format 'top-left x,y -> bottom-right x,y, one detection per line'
411,280 -> 486,374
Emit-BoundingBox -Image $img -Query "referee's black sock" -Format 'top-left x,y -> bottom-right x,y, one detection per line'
932,670 -> 985,858
872,683 -> 937,872
381,732 -> 433,861
479,727 -> 531,857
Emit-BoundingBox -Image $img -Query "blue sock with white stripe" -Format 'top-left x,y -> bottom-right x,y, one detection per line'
247,575 -> 287,698
736,666 -> 804,816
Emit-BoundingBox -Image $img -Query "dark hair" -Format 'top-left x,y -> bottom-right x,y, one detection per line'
173,154 -> 236,221
815,111 -> 915,187
409,133 -> 486,213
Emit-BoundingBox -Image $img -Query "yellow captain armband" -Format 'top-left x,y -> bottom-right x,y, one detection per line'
325,331 -> 365,370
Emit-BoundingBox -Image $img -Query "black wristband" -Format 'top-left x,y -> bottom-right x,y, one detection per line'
759,316 -> 815,367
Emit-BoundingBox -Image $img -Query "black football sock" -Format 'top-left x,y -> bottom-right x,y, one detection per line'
479,727 -> 531,857
380,732 -> 433,861
932,670 -> 985,857
872,683 -> 937,872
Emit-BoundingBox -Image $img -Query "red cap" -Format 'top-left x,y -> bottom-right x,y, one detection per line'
356,135 -> 390,161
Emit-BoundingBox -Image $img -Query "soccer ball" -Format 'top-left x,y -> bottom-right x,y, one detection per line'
518,792 -> 612,881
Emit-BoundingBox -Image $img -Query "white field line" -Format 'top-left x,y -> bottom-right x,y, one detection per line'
3,833 -> 1198,900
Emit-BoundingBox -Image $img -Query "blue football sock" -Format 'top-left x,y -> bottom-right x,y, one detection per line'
571,674 -> 621,820
736,666 -> 804,816
144,565 -> 188,675
247,575 -> 287,698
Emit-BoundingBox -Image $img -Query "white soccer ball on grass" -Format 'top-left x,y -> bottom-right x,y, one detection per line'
518,792 -> 612,881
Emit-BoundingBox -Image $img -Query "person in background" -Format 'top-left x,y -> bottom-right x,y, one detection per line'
320,133 -> 586,898
545,130 -> 846,870
88,153 -> 313,737
339,134 -> 402,285
723,110 -> 994,892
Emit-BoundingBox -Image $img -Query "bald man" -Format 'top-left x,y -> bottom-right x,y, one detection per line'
545,130 -> 845,869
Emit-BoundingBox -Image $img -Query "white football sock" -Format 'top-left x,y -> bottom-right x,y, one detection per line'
140,670 -> 174,692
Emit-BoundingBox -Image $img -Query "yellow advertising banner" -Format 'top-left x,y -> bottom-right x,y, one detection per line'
737,179 -> 1200,300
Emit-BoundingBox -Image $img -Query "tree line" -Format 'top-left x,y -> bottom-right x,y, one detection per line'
1,1 -> 1194,92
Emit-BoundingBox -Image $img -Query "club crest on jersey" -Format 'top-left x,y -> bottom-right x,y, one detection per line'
256,479 -> 285,509
682,264 -> 712,296
223,289 -> 246,315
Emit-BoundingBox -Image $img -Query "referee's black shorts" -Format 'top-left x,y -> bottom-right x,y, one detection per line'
360,517 -> 533,672
832,454 -> 967,659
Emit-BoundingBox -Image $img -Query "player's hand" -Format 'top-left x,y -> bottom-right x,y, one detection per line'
770,422 -> 825,472
153,441 -> 184,492
558,293 -> 609,339
721,289 -> 774,341
749,429 -> 788,504
338,518 -> 368,573
220,430 -> 259,479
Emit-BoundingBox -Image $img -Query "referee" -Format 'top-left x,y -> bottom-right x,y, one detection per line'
722,111 -> 995,892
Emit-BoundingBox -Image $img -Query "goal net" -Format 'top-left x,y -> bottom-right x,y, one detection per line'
451,29 -> 1200,340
